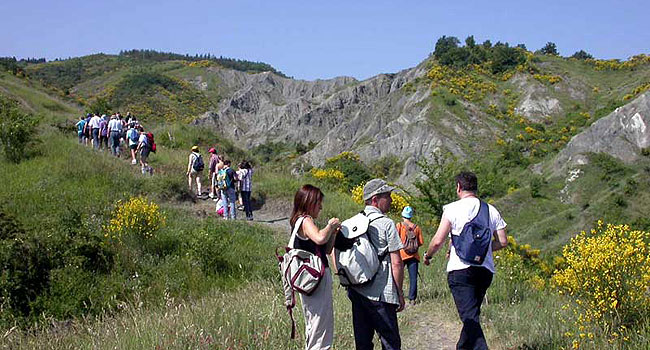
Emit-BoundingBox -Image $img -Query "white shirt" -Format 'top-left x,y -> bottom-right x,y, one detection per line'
108,119 -> 123,132
138,134 -> 148,146
89,116 -> 102,129
443,197 -> 507,273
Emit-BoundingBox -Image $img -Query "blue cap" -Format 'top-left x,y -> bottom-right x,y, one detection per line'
401,206 -> 414,219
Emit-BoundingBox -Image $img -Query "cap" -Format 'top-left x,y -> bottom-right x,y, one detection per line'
208,147 -> 216,154
401,206 -> 414,219
362,179 -> 395,201
191,146 -> 199,152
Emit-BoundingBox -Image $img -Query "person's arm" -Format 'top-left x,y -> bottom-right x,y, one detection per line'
491,228 -> 508,251
300,216 -> 340,246
423,217 -> 452,266
186,155 -> 193,175
391,251 -> 405,312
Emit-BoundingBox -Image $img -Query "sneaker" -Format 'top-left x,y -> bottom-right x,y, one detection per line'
213,197 -> 219,202
131,159 -> 137,165
208,193 -> 214,199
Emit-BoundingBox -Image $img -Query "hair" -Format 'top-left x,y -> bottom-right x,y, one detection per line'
455,171 -> 478,193
224,159 -> 231,166
290,184 -> 324,229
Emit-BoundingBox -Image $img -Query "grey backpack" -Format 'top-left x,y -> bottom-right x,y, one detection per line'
334,211 -> 386,287
276,216 -> 325,339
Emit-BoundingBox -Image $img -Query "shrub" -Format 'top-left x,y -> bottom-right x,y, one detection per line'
552,221 -> 650,343
530,175 -> 544,198
105,196 -> 166,243
571,50 -> 594,60
0,95 -> 39,163
324,152 -> 371,190
540,42 -> 559,56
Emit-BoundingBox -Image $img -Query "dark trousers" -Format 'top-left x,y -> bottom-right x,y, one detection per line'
241,190 -> 252,218
92,128 -> 100,149
347,288 -> 401,350
405,259 -> 418,301
448,266 -> 493,350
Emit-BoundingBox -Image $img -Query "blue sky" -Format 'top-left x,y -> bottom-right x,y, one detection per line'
1,0 -> 648,80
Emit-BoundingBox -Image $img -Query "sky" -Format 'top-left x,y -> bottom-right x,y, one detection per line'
1,0 -> 648,81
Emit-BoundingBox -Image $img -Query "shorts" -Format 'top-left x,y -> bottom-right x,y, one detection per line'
129,144 -> 138,150
140,146 -> 151,159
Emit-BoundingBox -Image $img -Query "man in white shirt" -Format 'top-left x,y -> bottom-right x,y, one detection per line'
88,114 -> 102,149
423,172 -> 508,350
107,115 -> 123,156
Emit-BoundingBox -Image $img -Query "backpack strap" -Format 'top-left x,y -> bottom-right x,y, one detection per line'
288,216 -> 306,249
362,210 -> 389,259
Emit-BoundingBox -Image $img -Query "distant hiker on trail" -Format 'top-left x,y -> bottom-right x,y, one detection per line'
76,116 -> 86,144
237,161 -> 254,220
346,178 -> 405,350
217,159 -> 238,219
98,114 -> 109,150
126,123 -> 140,165
108,115 -> 123,157
186,146 -> 204,197
82,113 -> 92,146
88,113 -> 102,149
207,148 -> 222,200
423,171 -> 508,350
289,184 -> 340,350
136,126 -> 152,175
396,206 -> 424,306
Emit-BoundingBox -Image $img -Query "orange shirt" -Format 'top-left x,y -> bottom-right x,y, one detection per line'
397,222 -> 424,261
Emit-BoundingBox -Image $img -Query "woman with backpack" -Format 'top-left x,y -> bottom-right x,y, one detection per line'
289,184 -> 340,350
396,206 -> 424,305
237,161 -> 254,220
187,146 -> 204,197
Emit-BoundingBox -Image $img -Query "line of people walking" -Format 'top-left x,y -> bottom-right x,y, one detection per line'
75,112 -> 154,175
286,172 -> 508,350
186,146 -> 254,220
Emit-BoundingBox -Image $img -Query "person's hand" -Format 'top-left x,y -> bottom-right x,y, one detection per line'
328,218 -> 340,229
423,254 -> 431,266
396,292 -> 405,312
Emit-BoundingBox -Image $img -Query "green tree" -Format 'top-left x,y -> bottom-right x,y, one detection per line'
434,36 -> 461,60
571,50 -> 593,60
0,95 -> 39,163
413,152 -> 461,218
540,42 -> 559,56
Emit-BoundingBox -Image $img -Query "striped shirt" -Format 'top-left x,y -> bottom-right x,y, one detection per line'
238,168 -> 253,192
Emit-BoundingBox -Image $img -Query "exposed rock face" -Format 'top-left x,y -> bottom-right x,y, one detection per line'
194,61 -> 501,184
554,92 -> 650,171
512,74 -> 563,120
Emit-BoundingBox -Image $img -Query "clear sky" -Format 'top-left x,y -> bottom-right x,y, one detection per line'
1,0 -> 648,81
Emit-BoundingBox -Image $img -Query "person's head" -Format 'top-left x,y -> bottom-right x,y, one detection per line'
363,179 -> 394,214
191,146 -> 199,153
455,171 -> 478,197
244,161 -> 252,169
208,148 -> 216,155
223,159 -> 231,167
290,184 -> 325,227
401,206 -> 414,220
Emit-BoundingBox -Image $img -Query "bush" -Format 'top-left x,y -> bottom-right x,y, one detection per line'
0,95 -> 39,163
104,196 -> 166,243
540,42 -> 559,56
552,222 -> 650,343
324,152 -> 371,190
571,50 -> 594,60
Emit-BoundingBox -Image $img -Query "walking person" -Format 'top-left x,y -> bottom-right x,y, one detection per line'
396,206 -> 424,306
186,146 -> 204,197
346,178 -> 405,350
237,161 -> 254,220
207,148 -> 222,200
76,116 -> 86,144
98,115 -> 109,150
82,113 -> 92,146
126,123 -> 140,165
108,115 -> 123,156
290,184 -> 340,350
136,126 -> 152,175
88,113 -> 102,149
218,160 -> 238,220
423,172 -> 508,350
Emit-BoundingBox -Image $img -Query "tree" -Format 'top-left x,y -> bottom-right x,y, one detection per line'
434,36 -> 461,60
465,35 -> 476,48
540,42 -> 559,56
571,50 -> 593,60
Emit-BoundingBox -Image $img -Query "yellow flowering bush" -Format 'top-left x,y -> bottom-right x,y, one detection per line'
326,151 -> 361,163
427,63 -> 497,102
533,74 -> 562,84
105,196 -> 166,242
552,221 -> 650,343
350,183 -> 410,216
310,168 -> 345,181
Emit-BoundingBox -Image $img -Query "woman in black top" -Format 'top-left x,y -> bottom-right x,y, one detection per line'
289,184 -> 340,350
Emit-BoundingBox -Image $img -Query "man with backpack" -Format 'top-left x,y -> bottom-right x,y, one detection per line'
396,206 -> 424,306
108,115 -> 123,157
345,178 -> 405,350
126,123 -> 140,165
136,126 -> 153,175
187,146 -> 204,197
217,159 -> 238,220
423,172 -> 508,350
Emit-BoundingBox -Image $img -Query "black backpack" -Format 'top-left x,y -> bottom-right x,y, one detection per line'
451,200 -> 492,265
193,154 -> 205,172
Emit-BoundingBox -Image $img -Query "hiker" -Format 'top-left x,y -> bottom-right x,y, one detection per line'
126,123 -> 140,165
108,115 -> 123,156
136,126 -> 152,175
218,159 -> 238,219
237,161 -> 254,220
82,113 -> 92,146
98,114 -> 109,150
76,116 -> 86,144
347,178 -> 405,350
207,148 -> 222,200
186,146 -> 204,197
396,206 -> 424,305
423,172 -> 508,350
88,113 -> 102,149
290,184 -> 340,350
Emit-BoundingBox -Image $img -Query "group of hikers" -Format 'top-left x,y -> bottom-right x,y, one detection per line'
284,172 -> 507,350
75,112 -> 154,175
186,146 -> 254,220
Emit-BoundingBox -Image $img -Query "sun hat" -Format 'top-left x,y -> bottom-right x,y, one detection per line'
208,147 -> 216,154
401,206 -> 414,219
191,146 -> 199,152
362,179 -> 395,201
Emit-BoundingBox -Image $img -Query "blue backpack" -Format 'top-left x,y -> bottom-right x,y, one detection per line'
451,200 -> 492,265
